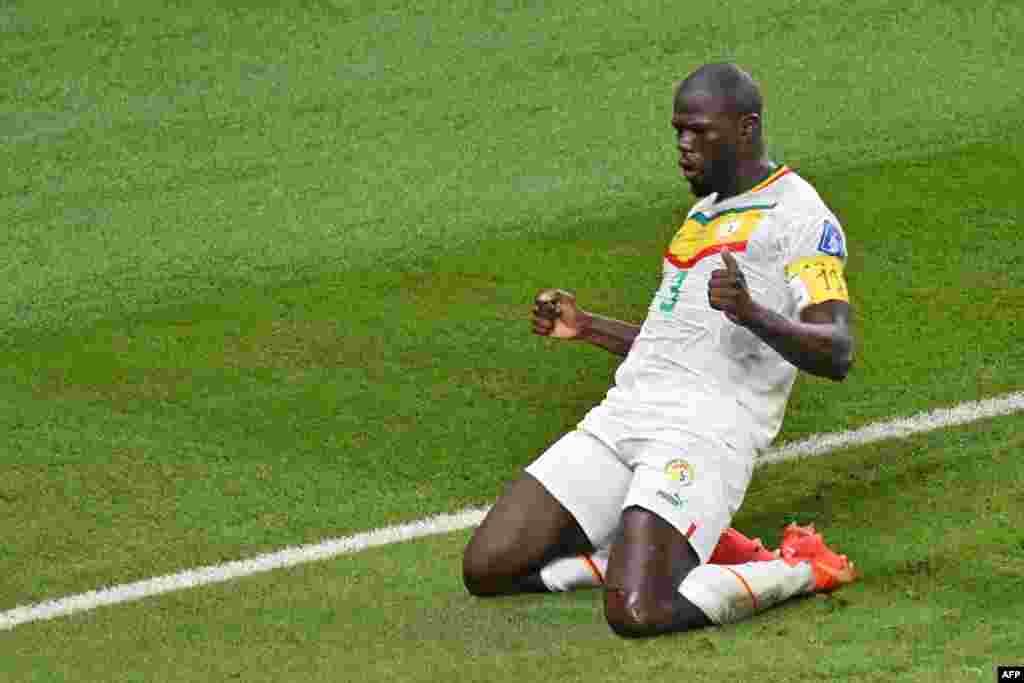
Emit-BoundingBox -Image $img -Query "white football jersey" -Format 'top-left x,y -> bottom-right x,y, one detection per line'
580,166 -> 850,453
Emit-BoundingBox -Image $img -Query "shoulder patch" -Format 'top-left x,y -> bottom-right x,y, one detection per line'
817,220 -> 845,257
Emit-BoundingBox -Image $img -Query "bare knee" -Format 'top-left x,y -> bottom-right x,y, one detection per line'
462,540 -> 507,597
604,587 -> 672,638
604,587 -> 709,638
463,525 -> 544,597
463,473 -> 592,597
462,558 -> 489,597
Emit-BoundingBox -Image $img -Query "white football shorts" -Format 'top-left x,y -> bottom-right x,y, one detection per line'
524,428 -> 755,563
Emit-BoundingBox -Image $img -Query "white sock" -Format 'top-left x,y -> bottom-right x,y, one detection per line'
678,560 -> 815,625
539,547 -> 610,592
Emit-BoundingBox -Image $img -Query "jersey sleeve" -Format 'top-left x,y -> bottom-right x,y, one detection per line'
783,214 -> 850,314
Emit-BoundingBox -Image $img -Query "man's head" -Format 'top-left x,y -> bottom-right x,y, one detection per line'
672,63 -> 764,198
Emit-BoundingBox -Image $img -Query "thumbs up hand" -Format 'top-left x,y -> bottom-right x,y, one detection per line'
708,249 -> 755,325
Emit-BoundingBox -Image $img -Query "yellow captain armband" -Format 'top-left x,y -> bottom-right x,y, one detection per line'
785,255 -> 850,308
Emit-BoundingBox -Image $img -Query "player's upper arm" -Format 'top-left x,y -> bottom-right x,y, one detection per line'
784,216 -> 851,315
800,299 -> 850,326
785,215 -> 855,379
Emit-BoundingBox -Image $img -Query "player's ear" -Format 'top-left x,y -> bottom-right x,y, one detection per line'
739,112 -> 759,144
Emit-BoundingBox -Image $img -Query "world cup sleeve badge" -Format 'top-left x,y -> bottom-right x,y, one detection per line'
818,220 -> 845,258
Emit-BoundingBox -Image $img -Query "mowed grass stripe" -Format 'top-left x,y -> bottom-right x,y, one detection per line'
2,0 -> 1022,332
2,140 -> 1022,607
2,391 -> 1022,631
3,413 -> 1021,682
3,0 -> 1023,631
0,0 -> 1020,678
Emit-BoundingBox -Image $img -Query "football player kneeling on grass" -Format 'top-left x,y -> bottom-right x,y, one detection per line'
463,63 -> 857,637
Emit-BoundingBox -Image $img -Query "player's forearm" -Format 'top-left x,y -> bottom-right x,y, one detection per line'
741,304 -> 854,381
577,311 -> 641,357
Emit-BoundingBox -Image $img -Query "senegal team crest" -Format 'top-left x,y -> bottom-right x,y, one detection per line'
717,219 -> 742,239
665,459 -> 695,486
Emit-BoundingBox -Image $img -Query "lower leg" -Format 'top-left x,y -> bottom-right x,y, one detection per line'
542,525 -> 775,593
678,559 -> 815,625
606,520 -> 857,634
538,547 -> 609,592
678,521 -> 861,624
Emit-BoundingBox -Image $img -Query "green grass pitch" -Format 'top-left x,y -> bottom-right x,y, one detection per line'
1,0 -> 1022,680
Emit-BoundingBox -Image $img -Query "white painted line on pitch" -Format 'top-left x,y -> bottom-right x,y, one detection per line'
0,506 -> 491,632
757,391 -> 1024,465
2,391 -> 1022,632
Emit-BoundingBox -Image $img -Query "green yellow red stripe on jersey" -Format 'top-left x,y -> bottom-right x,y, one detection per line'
666,203 -> 776,269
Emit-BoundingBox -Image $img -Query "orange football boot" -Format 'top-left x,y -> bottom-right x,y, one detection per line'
709,528 -> 778,565
778,523 -> 857,592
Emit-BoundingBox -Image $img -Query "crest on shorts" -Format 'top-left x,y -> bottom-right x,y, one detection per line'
664,459 -> 695,486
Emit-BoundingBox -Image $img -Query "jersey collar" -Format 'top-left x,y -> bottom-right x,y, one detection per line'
749,165 -> 792,193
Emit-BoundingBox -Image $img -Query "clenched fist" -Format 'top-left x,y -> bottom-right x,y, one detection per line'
532,289 -> 584,339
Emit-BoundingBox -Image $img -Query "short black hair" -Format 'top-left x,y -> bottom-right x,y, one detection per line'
674,63 -> 763,117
